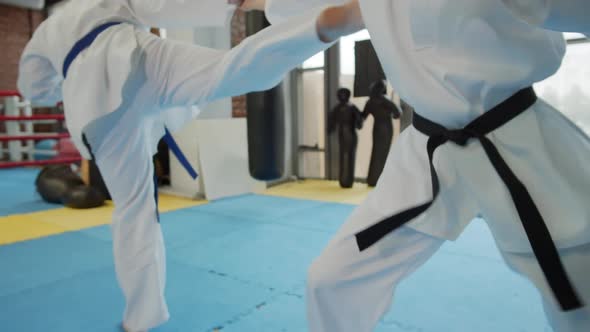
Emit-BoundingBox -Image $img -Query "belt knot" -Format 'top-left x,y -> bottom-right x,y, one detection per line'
443,129 -> 474,146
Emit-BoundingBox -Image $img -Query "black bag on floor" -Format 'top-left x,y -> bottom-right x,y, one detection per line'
36,165 -> 106,209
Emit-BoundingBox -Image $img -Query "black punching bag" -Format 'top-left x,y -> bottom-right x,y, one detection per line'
246,12 -> 285,181
354,40 -> 386,98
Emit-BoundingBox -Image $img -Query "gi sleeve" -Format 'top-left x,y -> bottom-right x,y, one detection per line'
17,24 -> 63,106
265,0 -> 347,25
202,13 -> 335,102
501,0 -> 590,33
143,12 -> 334,109
126,0 -> 236,28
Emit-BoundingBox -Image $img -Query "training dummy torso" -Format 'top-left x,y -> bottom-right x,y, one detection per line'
328,88 -> 363,188
362,80 -> 400,187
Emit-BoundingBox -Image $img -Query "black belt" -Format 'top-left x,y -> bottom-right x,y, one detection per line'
63,22 -> 198,180
355,87 -> 583,311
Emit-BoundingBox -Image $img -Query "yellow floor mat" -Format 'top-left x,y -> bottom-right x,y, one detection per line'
263,179 -> 372,205
0,194 -> 206,246
0,181 -> 371,246
0,215 -> 68,245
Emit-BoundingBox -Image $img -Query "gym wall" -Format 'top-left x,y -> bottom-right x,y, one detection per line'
0,4 -> 44,90
230,10 -> 247,118
0,4 -> 46,155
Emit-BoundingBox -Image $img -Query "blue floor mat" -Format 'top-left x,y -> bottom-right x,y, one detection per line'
0,195 -> 551,331
0,168 -> 59,216
0,232 -> 113,298
0,267 -> 124,332
169,222 -> 330,291
191,195 -> 326,223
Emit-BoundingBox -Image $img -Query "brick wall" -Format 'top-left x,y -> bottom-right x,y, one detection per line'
0,4 -> 45,91
230,10 -> 247,118
0,5 -> 46,159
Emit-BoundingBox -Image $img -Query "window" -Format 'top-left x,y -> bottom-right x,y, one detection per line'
303,51 -> 325,69
340,30 -> 371,75
297,51 -> 328,178
535,39 -> 590,134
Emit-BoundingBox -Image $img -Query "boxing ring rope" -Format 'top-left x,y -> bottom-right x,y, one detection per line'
0,133 -> 71,142
0,114 -> 65,121
0,90 -> 21,98
0,90 -> 81,169
0,157 -> 83,169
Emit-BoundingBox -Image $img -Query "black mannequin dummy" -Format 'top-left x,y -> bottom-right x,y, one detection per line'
328,88 -> 363,188
362,80 -> 400,187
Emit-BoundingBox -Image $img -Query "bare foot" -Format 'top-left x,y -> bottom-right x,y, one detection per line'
121,323 -> 148,332
238,0 -> 266,11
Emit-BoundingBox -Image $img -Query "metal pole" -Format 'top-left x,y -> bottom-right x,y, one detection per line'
324,44 -> 340,180
4,96 -> 22,162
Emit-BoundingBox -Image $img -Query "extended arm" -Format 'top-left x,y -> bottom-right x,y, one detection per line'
150,1 -> 364,109
263,0 -> 348,25
246,0 -> 364,41
206,1 -> 364,102
353,105 -> 364,129
361,101 -> 371,120
387,100 -> 401,119
126,0 -> 236,28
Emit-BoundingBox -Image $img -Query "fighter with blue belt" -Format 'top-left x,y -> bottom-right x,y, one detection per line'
18,1 -> 364,330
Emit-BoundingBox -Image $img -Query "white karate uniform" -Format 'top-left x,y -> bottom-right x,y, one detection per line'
18,1 -> 332,330
501,0 -> 590,32
265,0 -> 347,25
263,0 -> 590,331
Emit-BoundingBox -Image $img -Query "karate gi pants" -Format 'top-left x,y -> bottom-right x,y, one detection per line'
79,31 -> 234,332
29,5 -> 328,329
307,100 -> 590,332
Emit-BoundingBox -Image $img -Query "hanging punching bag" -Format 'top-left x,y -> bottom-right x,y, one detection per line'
245,12 -> 285,181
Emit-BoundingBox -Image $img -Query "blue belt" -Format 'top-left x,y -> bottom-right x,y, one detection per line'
63,22 -> 198,180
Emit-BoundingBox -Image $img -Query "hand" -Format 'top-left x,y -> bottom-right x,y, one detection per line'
237,0 -> 266,11
316,0 -> 365,43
